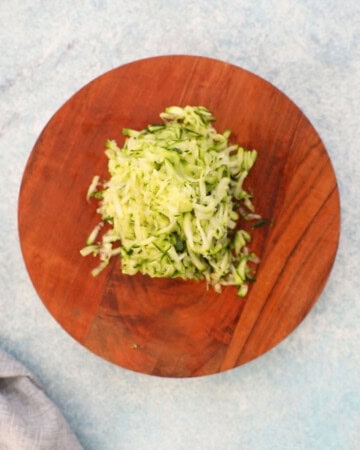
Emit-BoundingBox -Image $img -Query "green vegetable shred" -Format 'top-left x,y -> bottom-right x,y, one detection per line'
81,106 -> 260,297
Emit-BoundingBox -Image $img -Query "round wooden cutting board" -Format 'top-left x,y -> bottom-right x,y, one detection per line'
18,55 -> 340,377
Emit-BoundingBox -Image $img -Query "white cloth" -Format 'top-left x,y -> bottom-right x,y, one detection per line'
0,349 -> 82,450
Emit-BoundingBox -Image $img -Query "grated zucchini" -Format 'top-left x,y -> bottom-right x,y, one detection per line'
81,106 -> 260,297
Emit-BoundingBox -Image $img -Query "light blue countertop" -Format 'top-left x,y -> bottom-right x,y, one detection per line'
1,1 -> 359,449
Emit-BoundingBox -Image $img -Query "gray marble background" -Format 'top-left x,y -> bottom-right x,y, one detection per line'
1,1 -> 359,449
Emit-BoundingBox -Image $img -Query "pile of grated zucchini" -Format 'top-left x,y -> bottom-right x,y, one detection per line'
81,106 -> 260,297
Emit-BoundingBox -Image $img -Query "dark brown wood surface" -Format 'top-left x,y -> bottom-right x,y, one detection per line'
18,55 -> 340,377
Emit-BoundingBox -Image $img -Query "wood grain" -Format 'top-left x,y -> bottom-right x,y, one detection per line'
18,55 -> 340,377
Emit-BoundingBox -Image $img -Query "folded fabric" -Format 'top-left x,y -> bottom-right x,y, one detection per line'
0,349 -> 83,450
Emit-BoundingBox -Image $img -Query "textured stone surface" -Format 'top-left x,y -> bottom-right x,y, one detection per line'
1,1 -> 359,448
